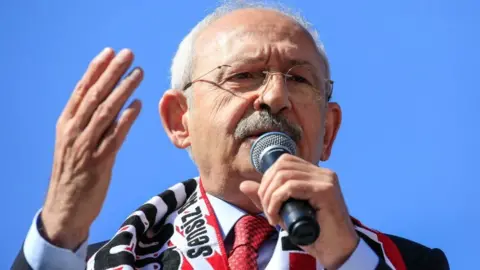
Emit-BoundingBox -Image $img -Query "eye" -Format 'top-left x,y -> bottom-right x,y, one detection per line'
288,75 -> 311,85
230,72 -> 255,80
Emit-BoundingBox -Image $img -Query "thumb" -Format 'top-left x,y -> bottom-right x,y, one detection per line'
239,180 -> 262,211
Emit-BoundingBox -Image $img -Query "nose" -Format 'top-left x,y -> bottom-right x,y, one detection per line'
253,73 -> 292,114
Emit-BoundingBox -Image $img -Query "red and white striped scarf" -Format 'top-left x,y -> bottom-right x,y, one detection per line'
87,178 -> 406,270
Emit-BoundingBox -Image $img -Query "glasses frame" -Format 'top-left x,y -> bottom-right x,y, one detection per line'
183,64 -> 334,101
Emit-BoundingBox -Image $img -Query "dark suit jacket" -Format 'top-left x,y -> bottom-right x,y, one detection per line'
12,233 -> 449,270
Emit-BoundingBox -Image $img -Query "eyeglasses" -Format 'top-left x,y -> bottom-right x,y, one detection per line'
183,64 -> 334,102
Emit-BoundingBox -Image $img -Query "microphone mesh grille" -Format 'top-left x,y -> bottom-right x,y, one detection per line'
250,132 -> 297,172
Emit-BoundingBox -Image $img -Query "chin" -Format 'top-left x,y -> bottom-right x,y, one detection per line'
237,165 -> 262,182
229,136 -> 268,180
230,153 -> 262,181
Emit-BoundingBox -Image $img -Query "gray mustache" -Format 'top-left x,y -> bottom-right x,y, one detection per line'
234,110 -> 302,142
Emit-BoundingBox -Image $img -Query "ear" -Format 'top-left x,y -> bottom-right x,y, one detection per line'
320,102 -> 342,161
159,89 -> 191,149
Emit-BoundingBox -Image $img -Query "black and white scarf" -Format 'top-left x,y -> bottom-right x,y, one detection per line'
87,178 -> 406,270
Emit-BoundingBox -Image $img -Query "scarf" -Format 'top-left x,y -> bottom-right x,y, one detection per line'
87,178 -> 406,270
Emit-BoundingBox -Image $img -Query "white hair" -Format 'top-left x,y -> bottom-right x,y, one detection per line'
170,0 -> 331,98
169,0 -> 331,160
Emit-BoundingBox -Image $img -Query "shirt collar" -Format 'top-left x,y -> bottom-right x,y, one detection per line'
206,193 -> 280,239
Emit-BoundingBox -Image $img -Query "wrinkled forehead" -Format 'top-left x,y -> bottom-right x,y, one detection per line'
194,11 -> 326,76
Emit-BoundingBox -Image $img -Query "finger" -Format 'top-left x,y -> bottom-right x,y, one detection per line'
87,67 -> 144,141
75,49 -> 135,128
95,99 -> 142,158
239,180 -> 263,211
61,48 -> 115,120
261,170 -> 311,217
258,154 -> 305,198
266,180 -> 319,225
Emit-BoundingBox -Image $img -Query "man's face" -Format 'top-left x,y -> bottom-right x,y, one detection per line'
163,8 -> 340,197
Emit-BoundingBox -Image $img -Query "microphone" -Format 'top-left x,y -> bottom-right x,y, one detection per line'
250,132 -> 320,246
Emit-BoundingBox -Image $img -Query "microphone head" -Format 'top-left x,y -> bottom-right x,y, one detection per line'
250,132 -> 296,173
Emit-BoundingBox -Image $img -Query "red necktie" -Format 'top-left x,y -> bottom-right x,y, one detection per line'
228,215 -> 276,270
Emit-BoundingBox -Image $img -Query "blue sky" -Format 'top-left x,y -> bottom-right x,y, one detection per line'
1,0 -> 478,268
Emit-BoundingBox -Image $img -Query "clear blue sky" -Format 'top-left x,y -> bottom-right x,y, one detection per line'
1,0 -> 478,268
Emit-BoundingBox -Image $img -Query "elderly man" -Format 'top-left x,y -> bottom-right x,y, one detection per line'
13,2 -> 448,270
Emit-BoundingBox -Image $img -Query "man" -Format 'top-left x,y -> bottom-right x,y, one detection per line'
13,2 -> 449,270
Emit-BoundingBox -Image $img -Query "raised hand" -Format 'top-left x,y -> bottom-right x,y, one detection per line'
41,48 -> 143,249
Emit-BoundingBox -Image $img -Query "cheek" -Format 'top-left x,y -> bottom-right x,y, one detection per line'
294,103 -> 325,161
191,89 -> 252,136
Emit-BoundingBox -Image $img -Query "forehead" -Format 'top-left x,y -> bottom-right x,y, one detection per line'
194,9 -> 325,74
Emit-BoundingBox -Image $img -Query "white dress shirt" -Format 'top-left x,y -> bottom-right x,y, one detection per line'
23,193 -> 379,269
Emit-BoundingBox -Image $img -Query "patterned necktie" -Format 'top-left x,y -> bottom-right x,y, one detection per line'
228,215 -> 276,270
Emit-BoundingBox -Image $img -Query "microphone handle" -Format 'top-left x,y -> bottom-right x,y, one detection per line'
280,198 -> 320,246
260,151 -> 320,246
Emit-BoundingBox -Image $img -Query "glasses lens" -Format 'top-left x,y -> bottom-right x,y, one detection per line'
222,68 -> 266,92
285,65 -> 323,98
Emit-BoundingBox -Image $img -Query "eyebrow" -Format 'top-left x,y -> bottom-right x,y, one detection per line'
214,55 -> 323,85
288,59 -> 315,67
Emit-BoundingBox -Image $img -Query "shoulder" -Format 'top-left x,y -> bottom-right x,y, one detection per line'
385,234 -> 449,270
352,217 -> 449,270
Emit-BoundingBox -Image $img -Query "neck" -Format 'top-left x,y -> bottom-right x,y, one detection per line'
199,170 -> 262,214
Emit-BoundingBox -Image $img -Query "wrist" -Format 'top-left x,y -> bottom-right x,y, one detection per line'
40,210 -> 89,250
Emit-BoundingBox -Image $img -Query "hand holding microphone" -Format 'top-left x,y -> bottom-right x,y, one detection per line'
250,132 -> 320,246
241,131 -> 360,269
